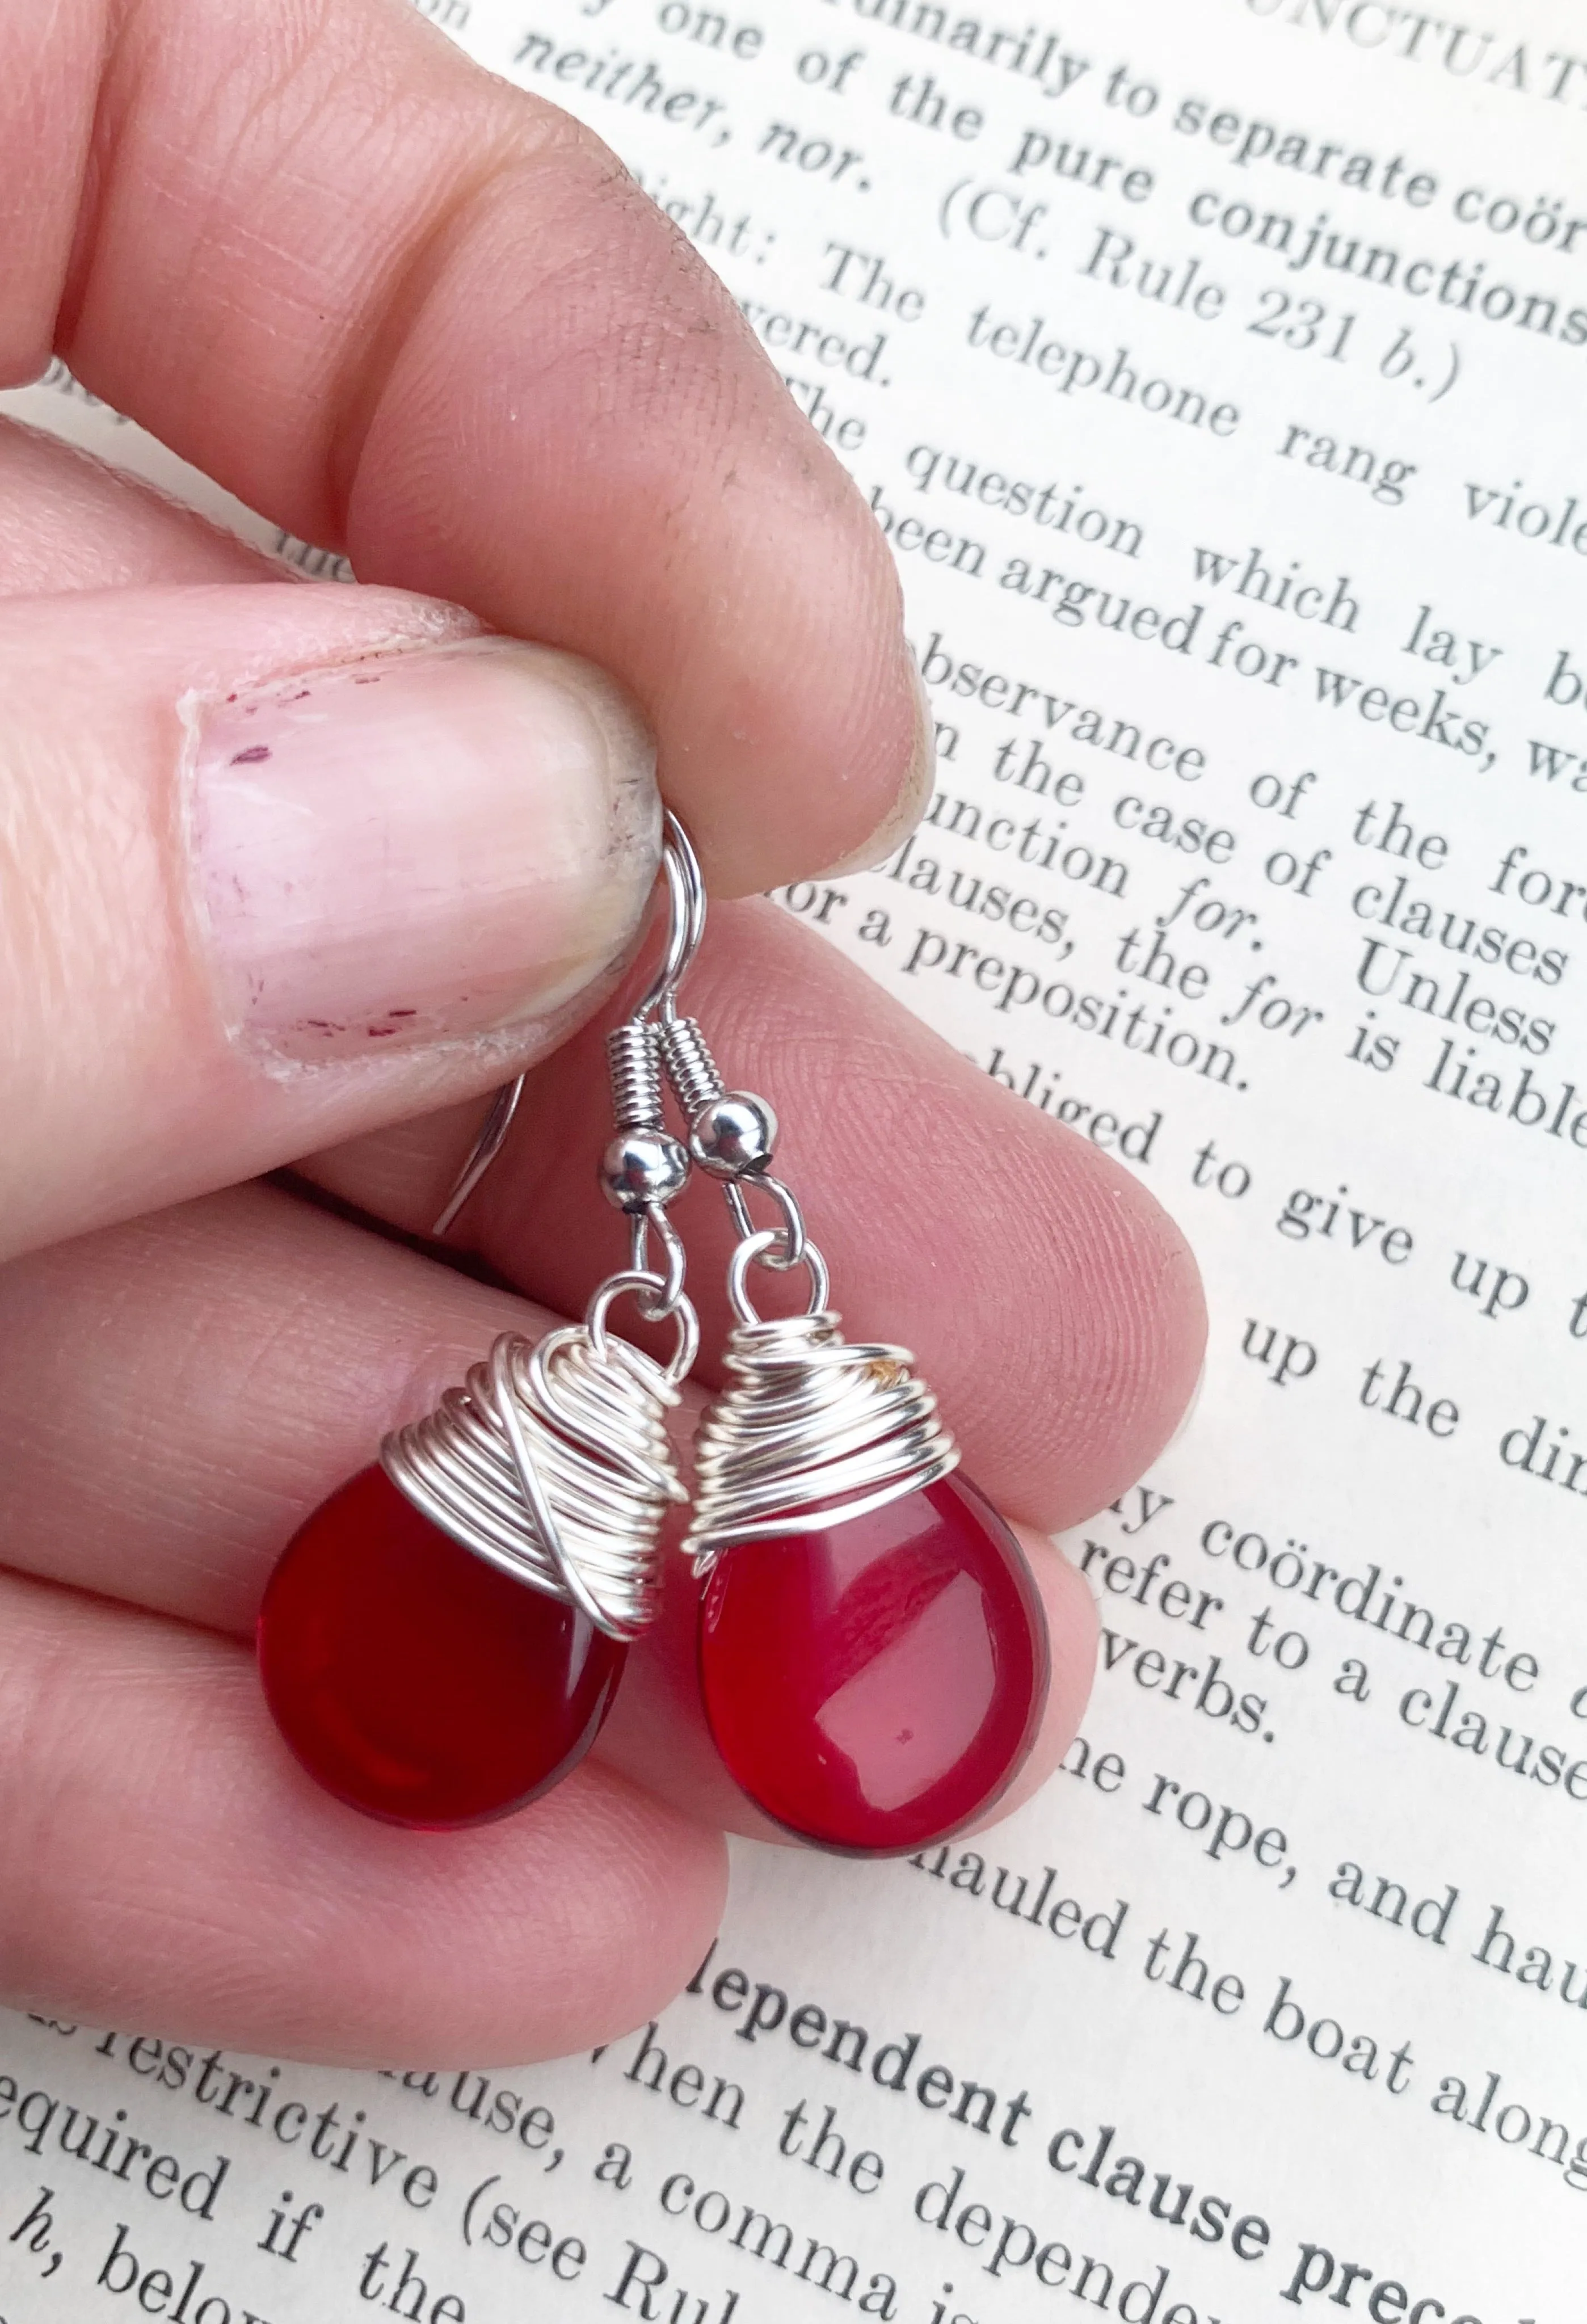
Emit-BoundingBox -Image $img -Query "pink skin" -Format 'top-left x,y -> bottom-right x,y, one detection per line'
0,0 -> 1207,2071
10,0 -> 925,899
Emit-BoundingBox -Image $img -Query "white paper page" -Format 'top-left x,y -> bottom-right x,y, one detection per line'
3,2 -> 1585,2318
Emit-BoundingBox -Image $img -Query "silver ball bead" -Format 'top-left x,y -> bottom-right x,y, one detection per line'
599,1130 -> 690,1211
689,1091 -> 777,1179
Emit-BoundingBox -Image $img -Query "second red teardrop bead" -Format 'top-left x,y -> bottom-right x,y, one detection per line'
258,1466 -> 625,1829
697,1471 -> 1049,1855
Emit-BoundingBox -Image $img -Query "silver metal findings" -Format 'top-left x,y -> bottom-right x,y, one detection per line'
684,1300 -> 959,1578
381,1296 -> 695,1640
420,810 -> 963,1619
644,823 -> 963,1579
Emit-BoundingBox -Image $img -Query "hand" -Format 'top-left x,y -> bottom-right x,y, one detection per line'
0,0 -> 1204,2065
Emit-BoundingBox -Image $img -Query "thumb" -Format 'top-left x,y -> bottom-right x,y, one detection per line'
0,582 -> 660,1258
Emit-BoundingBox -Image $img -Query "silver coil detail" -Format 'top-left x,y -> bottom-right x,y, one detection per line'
682,1310 -> 960,1576
608,1020 -> 664,1130
382,1304 -> 693,1640
660,1016 -> 724,1119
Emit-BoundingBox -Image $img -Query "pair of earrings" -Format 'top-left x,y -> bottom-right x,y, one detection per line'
257,819 -> 1049,1856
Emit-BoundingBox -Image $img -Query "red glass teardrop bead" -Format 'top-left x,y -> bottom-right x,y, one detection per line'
698,1471 -> 1048,1855
258,1465 -> 625,1829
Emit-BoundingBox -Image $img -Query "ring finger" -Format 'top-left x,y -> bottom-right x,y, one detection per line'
0,1180 -> 1097,2062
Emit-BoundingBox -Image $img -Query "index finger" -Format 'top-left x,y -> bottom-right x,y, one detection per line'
11,0 -> 924,893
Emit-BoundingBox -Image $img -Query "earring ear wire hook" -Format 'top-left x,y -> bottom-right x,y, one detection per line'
635,812 -> 706,1029
431,1077 -> 524,1237
432,811 -> 704,1238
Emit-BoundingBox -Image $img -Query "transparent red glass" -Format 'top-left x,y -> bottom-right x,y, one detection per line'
698,1471 -> 1048,1854
257,1465 -> 624,1829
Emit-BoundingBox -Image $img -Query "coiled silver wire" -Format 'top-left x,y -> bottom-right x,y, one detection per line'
382,1293 -> 694,1640
608,1020 -> 665,1129
683,1307 -> 960,1577
660,1016 -> 721,1117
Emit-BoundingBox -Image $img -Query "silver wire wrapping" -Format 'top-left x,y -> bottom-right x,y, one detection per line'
381,1295 -> 695,1641
683,1301 -> 961,1579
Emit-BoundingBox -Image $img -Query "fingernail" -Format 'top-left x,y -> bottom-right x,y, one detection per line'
816,649 -> 936,878
187,637 -> 659,1062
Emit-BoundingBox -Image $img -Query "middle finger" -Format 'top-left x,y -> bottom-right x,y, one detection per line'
0,1179 -> 1097,1839
306,899 -> 1205,1535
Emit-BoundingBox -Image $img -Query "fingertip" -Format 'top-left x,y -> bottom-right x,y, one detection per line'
929,1061 -> 1207,1535
470,1767 -> 733,2065
1054,1128 -> 1209,1506
653,461 -> 925,900
0,1573 -> 730,2069
246,1724 -> 734,2066
968,1525 -> 1099,1830
334,114 -> 924,906
802,645 -> 936,886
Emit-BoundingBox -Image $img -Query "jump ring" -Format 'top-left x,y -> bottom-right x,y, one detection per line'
635,1205 -> 688,1320
723,1174 -> 807,1270
587,1273 -> 701,1386
727,1231 -> 830,1326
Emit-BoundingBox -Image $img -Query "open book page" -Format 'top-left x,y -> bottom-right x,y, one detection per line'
3,0 -> 1585,2315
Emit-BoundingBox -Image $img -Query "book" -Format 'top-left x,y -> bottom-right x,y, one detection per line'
3,0 -> 1583,2314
